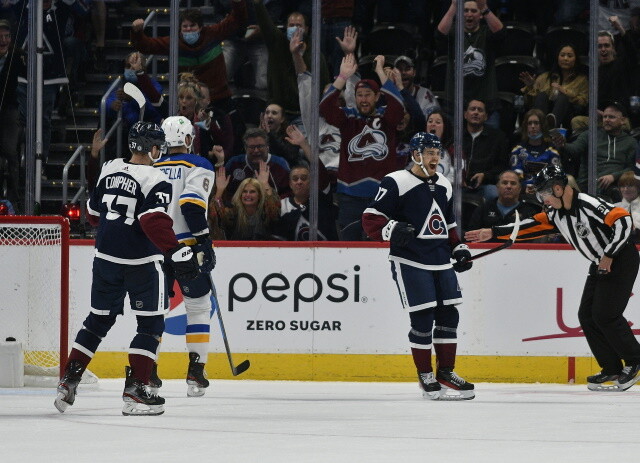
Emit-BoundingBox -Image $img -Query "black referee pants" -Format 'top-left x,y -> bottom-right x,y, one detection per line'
578,242 -> 640,374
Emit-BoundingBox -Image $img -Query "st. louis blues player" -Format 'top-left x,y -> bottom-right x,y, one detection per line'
154,116 -> 216,397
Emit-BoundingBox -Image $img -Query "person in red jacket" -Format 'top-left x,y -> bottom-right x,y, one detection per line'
130,3 -> 247,148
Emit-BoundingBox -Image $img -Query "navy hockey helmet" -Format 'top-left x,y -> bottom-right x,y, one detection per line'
409,132 -> 442,152
128,121 -> 165,155
532,164 -> 568,191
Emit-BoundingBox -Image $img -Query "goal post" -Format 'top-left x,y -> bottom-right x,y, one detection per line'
0,216 -> 69,382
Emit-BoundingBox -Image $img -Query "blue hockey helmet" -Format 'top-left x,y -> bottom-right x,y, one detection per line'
409,132 -> 442,152
128,121 -> 165,156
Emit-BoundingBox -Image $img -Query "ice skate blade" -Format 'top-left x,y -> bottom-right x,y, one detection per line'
122,401 -> 164,416
587,382 -> 622,392
422,388 -> 474,401
187,383 -> 207,397
437,385 -> 475,400
616,374 -> 640,391
54,392 -> 70,413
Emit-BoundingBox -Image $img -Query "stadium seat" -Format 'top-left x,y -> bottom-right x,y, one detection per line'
428,55 -> 448,92
542,24 -> 588,67
497,22 -> 537,57
497,91 -> 518,142
461,193 -> 485,231
495,55 -> 540,94
231,93 -> 267,128
361,22 -> 421,57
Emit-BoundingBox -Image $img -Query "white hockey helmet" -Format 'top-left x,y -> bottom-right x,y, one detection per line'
162,116 -> 195,150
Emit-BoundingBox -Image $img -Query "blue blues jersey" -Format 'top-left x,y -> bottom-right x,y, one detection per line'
87,159 -> 173,264
509,142 -> 561,185
363,170 -> 456,269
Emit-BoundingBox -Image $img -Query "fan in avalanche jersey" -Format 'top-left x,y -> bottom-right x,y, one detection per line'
362,132 -> 475,401
154,115 -> 216,397
55,122 -> 199,416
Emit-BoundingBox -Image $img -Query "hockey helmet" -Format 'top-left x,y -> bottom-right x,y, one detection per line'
532,164 -> 568,191
409,132 -> 442,152
162,116 -> 195,150
128,121 -> 165,156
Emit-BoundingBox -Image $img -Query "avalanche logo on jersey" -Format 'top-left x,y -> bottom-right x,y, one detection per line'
417,201 -> 447,239
463,45 -> 486,77
347,125 -> 388,162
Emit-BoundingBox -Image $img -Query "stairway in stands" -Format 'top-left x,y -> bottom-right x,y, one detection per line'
42,0 -> 211,222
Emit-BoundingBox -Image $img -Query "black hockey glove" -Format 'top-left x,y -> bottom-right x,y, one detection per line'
194,234 -> 216,273
167,243 -> 200,281
451,243 -> 473,273
390,222 -> 415,247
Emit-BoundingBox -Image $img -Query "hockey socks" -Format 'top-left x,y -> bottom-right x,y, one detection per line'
410,347 -> 432,373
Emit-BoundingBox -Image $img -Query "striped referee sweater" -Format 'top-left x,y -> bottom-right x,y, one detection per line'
492,189 -> 633,263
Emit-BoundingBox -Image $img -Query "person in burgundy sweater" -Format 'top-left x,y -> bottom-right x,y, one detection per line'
319,54 -> 405,241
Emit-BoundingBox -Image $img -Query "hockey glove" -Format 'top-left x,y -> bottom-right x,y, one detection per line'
168,243 -> 200,281
389,222 -> 415,247
451,243 -> 473,273
194,234 -> 216,273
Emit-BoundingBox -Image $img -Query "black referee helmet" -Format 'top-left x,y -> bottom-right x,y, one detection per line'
533,164 -> 568,192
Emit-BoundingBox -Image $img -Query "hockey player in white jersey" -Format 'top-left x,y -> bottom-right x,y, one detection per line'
154,115 -> 216,397
362,132 -> 475,400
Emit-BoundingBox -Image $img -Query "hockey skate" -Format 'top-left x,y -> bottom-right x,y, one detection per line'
418,372 -> 442,400
435,367 -> 475,400
149,362 -> 162,395
186,352 -> 209,397
122,366 -> 165,416
587,371 -> 620,391
54,360 -> 84,413
617,364 -> 640,391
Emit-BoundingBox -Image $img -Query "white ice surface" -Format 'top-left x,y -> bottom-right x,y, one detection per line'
0,380 -> 638,463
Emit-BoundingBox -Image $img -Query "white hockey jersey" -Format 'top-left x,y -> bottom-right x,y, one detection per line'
155,153 -> 215,242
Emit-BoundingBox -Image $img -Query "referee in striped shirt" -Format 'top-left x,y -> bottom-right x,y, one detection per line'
465,165 -> 640,391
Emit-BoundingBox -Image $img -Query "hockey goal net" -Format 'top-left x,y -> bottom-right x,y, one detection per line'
0,216 -> 95,386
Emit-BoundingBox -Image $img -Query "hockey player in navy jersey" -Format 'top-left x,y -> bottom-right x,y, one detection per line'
154,116 -> 216,397
362,132 -> 475,400
55,122 -> 200,416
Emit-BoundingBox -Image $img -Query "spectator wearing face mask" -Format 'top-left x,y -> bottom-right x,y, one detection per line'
130,3 -> 248,149
104,52 -> 165,156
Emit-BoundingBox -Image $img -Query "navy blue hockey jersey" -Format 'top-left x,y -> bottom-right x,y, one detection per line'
363,170 -> 456,269
87,159 -> 173,264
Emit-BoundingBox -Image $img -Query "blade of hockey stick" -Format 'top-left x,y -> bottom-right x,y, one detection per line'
468,210 -> 521,262
123,82 -> 146,120
206,272 -> 251,376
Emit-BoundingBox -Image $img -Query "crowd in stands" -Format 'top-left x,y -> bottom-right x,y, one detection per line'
4,0 -> 640,243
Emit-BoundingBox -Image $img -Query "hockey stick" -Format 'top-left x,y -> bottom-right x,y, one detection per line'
206,272 -> 251,376
468,210 -> 521,262
123,82 -> 146,121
